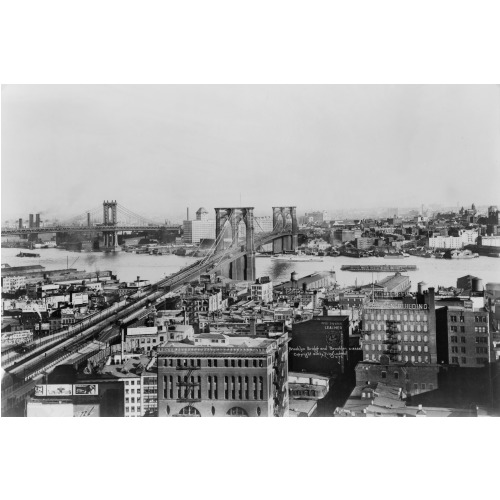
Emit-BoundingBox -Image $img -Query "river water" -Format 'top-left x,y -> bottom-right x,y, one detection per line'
2,247 -> 499,290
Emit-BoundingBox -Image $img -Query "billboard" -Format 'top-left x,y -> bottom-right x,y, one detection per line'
2,330 -> 33,345
73,384 -> 98,396
27,402 -> 74,417
73,404 -> 100,417
34,385 -> 47,396
46,384 -> 72,396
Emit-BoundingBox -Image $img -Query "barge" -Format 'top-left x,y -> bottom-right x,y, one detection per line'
340,264 -> 418,272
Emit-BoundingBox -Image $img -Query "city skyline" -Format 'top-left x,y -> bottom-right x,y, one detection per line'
2,85 -> 499,222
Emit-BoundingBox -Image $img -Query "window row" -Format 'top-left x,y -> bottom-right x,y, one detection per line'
474,327 -> 487,333
162,375 -> 265,401
364,354 -> 430,363
474,316 -> 487,323
365,344 -> 429,353
364,314 -> 427,322
366,323 -> 428,333
125,397 -> 140,404
125,388 -> 141,395
162,358 -> 265,368
365,334 -> 429,342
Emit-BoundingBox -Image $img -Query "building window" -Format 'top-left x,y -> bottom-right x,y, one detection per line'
226,407 -> 248,417
381,371 -> 387,379
450,315 -> 457,322
451,356 -> 459,364
421,383 -> 426,390
253,376 -> 258,399
451,336 -> 458,343
394,372 -> 399,379
178,406 -> 201,417
461,357 -> 467,364
413,383 -> 418,391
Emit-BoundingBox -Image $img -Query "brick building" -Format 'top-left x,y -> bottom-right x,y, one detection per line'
289,315 -> 350,375
360,288 -> 437,365
436,306 -> 491,367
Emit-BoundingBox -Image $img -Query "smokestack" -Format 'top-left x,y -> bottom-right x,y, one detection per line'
187,207 -> 190,221
249,317 -> 256,336
87,212 -> 91,227
35,214 -> 41,228
18,218 -> 23,229
29,214 -> 34,228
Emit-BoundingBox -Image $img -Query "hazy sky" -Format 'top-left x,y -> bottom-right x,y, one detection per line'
2,85 -> 499,222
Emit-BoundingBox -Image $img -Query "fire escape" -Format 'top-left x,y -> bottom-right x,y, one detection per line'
176,361 -> 201,405
383,320 -> 400,361
272,349 -> 287,417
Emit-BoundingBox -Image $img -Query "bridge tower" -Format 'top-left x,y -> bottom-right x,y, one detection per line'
272,206 -> 298,254
214,207 -> 255,281
102,200 -> 121,252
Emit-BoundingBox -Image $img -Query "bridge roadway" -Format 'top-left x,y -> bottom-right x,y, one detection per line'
1,230 -> 289,411
1,224 -> 180,235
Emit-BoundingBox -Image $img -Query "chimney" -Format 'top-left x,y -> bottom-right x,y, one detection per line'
87,212 -> 91,227
29,214 -> 34,228
35,214 -> 41,228
18,218 -> 23,229
249,317 -> 256,336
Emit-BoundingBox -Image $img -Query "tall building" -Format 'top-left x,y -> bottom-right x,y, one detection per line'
183,207 -> 216,243
157,331 -> 289,417
360,288 -> 438,365
436,306 -> 491,367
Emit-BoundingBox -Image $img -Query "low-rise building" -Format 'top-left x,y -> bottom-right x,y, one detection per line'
334,383 -> 475,417
2,275 -> 26,293
250,277 -> 273,304
360,272 -> 411,297
355,359 -> 439,397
